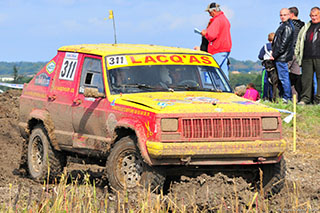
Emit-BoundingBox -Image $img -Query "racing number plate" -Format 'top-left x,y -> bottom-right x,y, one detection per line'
107,56 -> 128,67
59,52 -> 79,81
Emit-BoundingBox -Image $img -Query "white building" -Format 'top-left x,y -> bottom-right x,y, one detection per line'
0,77 -> 14,82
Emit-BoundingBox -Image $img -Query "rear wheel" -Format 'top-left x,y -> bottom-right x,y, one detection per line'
261,157 -> 286,196
27,125 -> 66,182
106,136 -> 165,192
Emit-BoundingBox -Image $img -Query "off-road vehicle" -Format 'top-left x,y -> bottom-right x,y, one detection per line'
19,44 -> 286,194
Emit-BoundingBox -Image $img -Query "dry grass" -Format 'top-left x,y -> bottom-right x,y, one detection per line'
2,101 -> 320,212
1,170 -> 319,212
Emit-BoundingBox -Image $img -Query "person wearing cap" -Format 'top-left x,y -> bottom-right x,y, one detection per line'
201,2 -> 232,79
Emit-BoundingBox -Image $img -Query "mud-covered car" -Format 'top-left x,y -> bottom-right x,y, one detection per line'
19,44 -> 286,194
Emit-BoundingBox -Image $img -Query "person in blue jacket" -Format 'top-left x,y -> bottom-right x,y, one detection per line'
258,32 -> 275,101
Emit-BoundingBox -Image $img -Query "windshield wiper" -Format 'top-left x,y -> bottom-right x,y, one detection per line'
168,85 -> 203,90
167,85 -> 222,92
122,83 -> 158,90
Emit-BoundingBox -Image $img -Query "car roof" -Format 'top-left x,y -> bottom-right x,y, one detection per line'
58,43 -> 209,56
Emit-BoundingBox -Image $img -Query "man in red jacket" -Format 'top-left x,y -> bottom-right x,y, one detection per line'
201,2 -> 232,79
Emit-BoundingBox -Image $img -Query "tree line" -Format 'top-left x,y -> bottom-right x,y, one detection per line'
0,62 -> 47,76
0,59 -> 264,92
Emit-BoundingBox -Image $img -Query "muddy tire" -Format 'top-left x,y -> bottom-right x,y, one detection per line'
106,136 -> 165,192
27,125 -> 66,182
261,157 -> 286,196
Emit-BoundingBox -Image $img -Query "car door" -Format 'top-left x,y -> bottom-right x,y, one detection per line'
46,51 -> 82,147
71,55 -> 109,151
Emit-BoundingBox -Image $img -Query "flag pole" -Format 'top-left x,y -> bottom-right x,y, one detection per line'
109,10 -> 117,44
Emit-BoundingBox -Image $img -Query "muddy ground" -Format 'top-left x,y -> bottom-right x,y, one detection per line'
0,90 -> 319,211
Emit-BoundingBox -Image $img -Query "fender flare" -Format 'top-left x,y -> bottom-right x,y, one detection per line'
114,118 -> 152,165
28,109 -> 60,151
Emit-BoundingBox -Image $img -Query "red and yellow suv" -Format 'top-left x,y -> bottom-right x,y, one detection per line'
19,44 -> 286,193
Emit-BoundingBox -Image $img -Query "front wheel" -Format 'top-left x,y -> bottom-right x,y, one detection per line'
261,157 -> 286,196
27,125 -> 66,182
106,136 -> 165,192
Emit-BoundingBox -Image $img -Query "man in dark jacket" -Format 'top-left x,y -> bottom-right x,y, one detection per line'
288,7 -> 304,101
295,7 -> 320,105
271,8 -> 294,103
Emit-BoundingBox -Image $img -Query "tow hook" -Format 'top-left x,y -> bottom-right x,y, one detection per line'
257,157 -> 267,162
180,156 -> 191,165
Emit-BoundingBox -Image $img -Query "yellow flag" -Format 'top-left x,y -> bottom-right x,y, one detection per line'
109,10 -> 114,19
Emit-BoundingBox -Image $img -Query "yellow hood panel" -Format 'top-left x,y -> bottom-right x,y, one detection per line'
111,92 -> 278,114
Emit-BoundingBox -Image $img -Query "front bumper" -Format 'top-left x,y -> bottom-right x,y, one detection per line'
146,139 -> 286,165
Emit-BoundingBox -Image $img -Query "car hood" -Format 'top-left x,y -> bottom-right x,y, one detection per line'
111,92 -> 278,114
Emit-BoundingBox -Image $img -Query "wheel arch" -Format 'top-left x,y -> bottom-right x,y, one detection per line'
112,118 -> 152,165
27,109 -> 60,151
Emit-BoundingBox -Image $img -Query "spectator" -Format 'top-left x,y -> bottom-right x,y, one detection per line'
314,73 -> 318,96
234,85 -> 246,97
243,83 -> 260,101
201,2 -> 232,79
258,32 -> 275,101
194,21 -> 210,52
288,6 -> 305,101
270,8 -> 294,104
200,36 -> 209,52
295,7 -> 320,105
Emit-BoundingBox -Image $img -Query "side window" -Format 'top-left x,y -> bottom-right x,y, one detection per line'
200,71 -> 214,89
199,66 -> 231,92
210,69 -> 229,91
79,57 -> 105,94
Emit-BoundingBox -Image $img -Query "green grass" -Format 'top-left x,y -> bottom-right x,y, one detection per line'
261,99 -> 320,138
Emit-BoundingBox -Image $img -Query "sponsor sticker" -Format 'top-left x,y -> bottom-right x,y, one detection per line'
106,54 -> 218,69
111,98 -> 117,106
65,52 -> 79,60
59,53 -> 78,81
35,73 -> 50,87
232,101 -> 255,105
46,60 -> 56,74
153,98 -> 191,104
157,102 -> 174,108
215,108 -> 223,112
185,97 -> 219,103
84,97 -> 96,102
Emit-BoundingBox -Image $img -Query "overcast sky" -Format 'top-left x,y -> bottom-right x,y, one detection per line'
0,0 -> 318,62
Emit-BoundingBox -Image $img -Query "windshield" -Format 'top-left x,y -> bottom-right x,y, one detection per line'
107,65 -> 232,94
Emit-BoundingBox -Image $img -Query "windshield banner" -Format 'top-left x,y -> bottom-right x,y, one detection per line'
106,54 -> 218,69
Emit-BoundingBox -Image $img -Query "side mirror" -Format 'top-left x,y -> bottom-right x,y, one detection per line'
83,87 -> 105,98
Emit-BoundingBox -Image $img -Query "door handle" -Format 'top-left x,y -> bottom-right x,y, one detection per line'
47,94 -> 56,101
73,98 -> 82,105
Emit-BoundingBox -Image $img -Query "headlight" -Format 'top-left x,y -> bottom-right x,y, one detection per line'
262,117 -> 278,130
161,118 -> 178,132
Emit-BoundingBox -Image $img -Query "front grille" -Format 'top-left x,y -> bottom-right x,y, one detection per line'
182,118 -> 261,139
